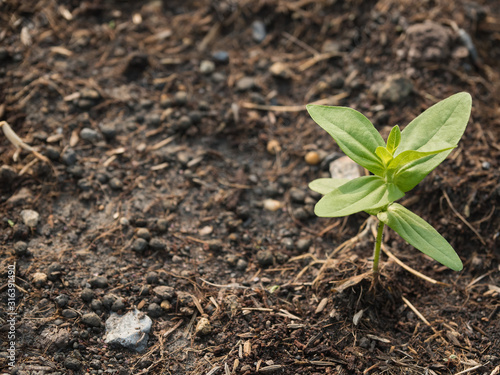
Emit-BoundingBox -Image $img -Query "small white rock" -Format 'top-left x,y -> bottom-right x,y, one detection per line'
329,156 -> 361,180
105,309 -> 152,352
200,60 -> 215,75
20,209 -> 40,228
263,199 -> 283,212
199,225 -> 213,236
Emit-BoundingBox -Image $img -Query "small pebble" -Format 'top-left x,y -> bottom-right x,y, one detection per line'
102,294 -> 117,309
160,300 -> 172,310
153,286 -> 175,300
208,239 -> 223,251
77,179 -> 92,191
172,255 -> 183,263
200,60 -> 215,74
20,209 -> 39,228
14,241 -> 29,256
111,298 -> 126,312
269,62 -> 292,79
267,140 -> 281,155
108,177 -> 123,190
81,312 -> 102,327
189,110 -> 202,124
0,165 -> 17,184
222,254 -> 237,267
132,238 -> 148,253
482,161 -> 491,170
81,288 -> 94,302
136,228 -> 151,241
378,75 -> 413,104
91,299 -> 103,312
236,76 -> 256,91
330,155 -> 361,180
148,238 -> 166,251
32,272 -> 47,287
281,237 -> 294,250
89,276 -> 108,289
67,165 -> 84,178
305,151 -> 321,165
119,217 -> 129,226
147,303 -> 163,318
296,238 -> 312,252
263,199 -> 282,211
80,88 -> 100,100
62,309 -> 78,319
195,317 -> 212,335
140,99 -> 154,109
289,187 -> 306,203
145,113 -> 162,127
251,20 -> 267,42
236,258 -> 248,271
293,207 -> 309,221
45,146 -> 60,161
177,115 -> 192,131
145,271 -> 159,284
212,50 -> 229,63
256,249 -> 274,267
64,357 -> 82,370
80,128 -> 101,143
99,123 -> 117,140
174,91 -> 188,105
55,294 -> 69,307
156,218 -> 169,232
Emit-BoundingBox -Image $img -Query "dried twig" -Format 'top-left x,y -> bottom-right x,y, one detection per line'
402,296 -> 431,326
240,92 -> 349,113
442,189 -> 486,245
1,121 -> 50,164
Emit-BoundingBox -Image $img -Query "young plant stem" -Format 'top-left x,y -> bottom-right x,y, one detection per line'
372,219 -> 385,275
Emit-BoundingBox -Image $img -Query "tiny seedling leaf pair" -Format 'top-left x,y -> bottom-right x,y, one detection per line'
307,92 -> 472,272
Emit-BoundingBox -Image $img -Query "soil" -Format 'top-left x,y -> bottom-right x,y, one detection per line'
1,0 -> 499,374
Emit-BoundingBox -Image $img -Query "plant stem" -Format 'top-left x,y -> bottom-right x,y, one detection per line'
372,219 -> 385,274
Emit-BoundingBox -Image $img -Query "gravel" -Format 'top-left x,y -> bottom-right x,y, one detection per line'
81,312 -> 102,327
256,249 -> 274,267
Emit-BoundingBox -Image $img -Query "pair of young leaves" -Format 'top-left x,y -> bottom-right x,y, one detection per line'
307,92 -> 472,271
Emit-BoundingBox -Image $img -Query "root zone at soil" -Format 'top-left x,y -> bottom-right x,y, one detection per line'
0,0 -> 499,374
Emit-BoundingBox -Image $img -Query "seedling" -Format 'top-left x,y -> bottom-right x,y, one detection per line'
307,92 -> 472,276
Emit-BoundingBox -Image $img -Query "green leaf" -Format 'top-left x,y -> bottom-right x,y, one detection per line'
306,105 -> 386,176
377,203 -> 463,271
309,178 -> 351,195
386,125 -> 401,154
395,92 -> 471,192
388,146 -> 455,170
314,176 -> 404,217
375,146 -> 393,166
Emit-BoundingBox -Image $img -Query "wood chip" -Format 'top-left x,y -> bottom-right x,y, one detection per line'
243,340 -> 251,357
50,46 -> 73,56
366,334 -> 391,343
58,5 -> 73,20
353,309 -> 364,326
315,297 -> 328,314
258,365 -> 283,372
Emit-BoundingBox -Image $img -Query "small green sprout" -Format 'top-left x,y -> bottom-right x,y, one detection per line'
307,92 -> 472,275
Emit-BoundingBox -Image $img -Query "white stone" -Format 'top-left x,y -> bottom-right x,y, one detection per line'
20,209 -> 40,228
104,309 -> 152,352
329,156 -> 362,180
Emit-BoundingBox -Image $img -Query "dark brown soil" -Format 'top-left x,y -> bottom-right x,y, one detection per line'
1,1 -> 499,374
